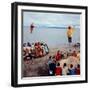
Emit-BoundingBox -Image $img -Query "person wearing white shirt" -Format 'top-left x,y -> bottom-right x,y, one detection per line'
62,63 -> 69,75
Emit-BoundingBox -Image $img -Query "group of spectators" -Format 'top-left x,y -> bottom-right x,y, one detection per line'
47,50 -> 80,76
23,42 -> 49,60
23,42 -> 80,76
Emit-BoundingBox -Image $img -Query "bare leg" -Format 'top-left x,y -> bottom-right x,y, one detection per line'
31,29 -> 32,33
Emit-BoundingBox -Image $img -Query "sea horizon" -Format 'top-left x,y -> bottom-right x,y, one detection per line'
23,26 -> 80,48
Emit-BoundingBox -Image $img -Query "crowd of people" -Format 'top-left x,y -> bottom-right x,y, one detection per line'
23,42 -> 49,61
22,41 -> 80,76
47,50 -> 80,76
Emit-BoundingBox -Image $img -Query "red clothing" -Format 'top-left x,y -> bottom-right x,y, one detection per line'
55,67 -> 62,75
55,53 -> 61,61
76,68 -> 80,75
72,52 -> 77,57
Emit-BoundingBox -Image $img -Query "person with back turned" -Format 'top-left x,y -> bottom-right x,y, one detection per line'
67,26 -> 74,46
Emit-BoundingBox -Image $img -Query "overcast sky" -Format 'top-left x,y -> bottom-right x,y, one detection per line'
23,11 -> 80,27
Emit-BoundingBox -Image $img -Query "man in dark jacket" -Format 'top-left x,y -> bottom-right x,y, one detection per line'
49,60 -> 56,76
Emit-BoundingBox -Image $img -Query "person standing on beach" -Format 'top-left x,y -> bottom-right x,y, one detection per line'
30,23 -> 34,33
67,26 -> 74,46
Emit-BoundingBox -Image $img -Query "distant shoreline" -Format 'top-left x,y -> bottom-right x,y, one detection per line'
23,26 -> 80,29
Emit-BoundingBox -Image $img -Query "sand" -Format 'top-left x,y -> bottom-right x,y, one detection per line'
22,44 -> 80,77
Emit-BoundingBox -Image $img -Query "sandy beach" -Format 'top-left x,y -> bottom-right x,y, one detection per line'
22,44 -> 80,77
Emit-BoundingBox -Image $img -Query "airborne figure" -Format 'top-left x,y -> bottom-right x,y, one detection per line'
30,23 -> 34,33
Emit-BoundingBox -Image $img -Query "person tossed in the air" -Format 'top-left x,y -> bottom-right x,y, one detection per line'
30,23 -> 34,33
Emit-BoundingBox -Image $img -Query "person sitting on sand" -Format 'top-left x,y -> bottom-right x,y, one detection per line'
55,63 -> 62,76
75,64 -> 80,75
77,51 -> 80,61
37,42 -> 43,57
26,42 -> 34,59
62,63 -> 69,75
25,47 -> 33,60
55,50 -> 62,61
23,43 -> 27,51
72,51 -> 77,57
31,43 -> 34,49
68,49 -> 73,56
41,43 -> 46,55
27,42 -> 31,47
23,48 -> 29,60
63,52 -> 68,59
44,43 -> 49,54
52,56 -> 56,62
60,51 -> 64,59
27,42 -> 31,52
67,26 -> 74,46
23,43 -> 26,47
68,64 -> 76,75
31,49 -> 36,59
34,42 -> 39,57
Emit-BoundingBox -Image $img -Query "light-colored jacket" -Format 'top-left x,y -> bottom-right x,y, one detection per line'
67,28 -> 74,37
62,67 -> 69,75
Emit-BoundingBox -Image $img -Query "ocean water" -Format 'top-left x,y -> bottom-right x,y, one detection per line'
23,26 -> 80,47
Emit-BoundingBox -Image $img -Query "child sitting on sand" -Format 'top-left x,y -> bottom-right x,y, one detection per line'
75,64 -> 80,75
68,64 -> 76,75
72,51 -> 77,57
77,51 -> 80,61
63,52 -> 68,59
62,63 -> 69,75
68,49 -> 72,56
55,63 -> 62,76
